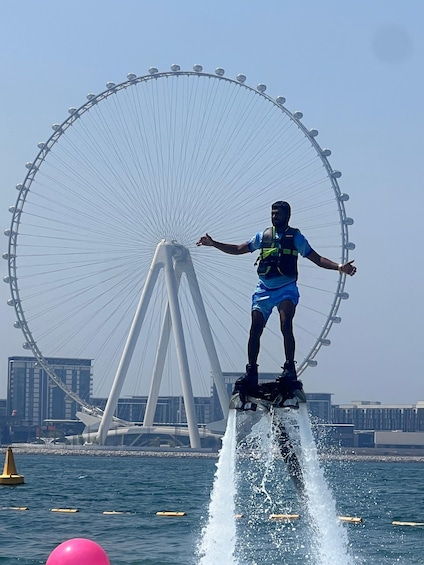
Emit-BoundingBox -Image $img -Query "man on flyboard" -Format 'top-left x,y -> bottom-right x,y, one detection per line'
197,200 -> 356,409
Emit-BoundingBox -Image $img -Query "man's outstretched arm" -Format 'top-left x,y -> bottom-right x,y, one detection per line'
196,233 -> 250,255
306,250 -> 357,276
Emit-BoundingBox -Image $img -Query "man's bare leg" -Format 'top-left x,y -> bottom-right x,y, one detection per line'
278,300 -> 296,377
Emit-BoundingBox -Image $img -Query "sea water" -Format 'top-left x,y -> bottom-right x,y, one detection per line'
0,448 -> 424,564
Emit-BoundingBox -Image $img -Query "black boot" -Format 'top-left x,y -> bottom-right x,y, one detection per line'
278,361 -> 297,381
236,364 -> 258,386
277,362 -> 306,404
232,364 -> 258,400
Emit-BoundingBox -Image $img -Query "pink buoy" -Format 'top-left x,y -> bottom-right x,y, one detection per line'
46,538 -> 110,565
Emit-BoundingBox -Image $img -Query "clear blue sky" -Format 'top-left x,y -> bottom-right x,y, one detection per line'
0,0 -> 423,404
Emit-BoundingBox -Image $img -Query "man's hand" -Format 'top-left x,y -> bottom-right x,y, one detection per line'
339,260 -> 357,276
196,233 -> 214,247
196,235 -> 250,255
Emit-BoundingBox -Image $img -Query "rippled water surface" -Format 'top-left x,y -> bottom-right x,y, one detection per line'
0,452 -> 423,564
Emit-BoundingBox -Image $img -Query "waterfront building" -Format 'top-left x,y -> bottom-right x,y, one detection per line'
331,400 -> 424,432
7,356 -> 92,439
374,430 -> 424,449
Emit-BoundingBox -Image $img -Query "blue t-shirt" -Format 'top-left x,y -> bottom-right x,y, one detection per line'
247,228 -> 313,289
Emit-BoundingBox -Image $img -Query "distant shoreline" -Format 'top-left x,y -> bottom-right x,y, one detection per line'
2,444 -> 217,458
3,444 -> 424,463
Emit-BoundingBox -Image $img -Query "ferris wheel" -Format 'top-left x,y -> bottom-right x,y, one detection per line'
3,64 -> 354,442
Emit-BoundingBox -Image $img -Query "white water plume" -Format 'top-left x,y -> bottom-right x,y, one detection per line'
297,405 -> 355,565
197,409 -> 238,565
199,405 -> 356,565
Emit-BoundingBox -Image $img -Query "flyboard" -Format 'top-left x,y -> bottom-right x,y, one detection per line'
229,376 -> 306,493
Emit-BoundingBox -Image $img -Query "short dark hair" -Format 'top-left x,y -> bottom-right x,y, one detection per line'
272,201 -> 291,213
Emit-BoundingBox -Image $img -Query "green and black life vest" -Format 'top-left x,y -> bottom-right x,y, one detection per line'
256,226 -> 299,279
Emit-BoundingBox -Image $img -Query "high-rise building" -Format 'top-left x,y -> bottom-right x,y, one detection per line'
7,356 -> 92,428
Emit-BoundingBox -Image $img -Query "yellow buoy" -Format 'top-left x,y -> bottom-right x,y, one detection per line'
2,506 -> 28,511
269,513 -> 300,521
339,516 -> 363,523
156,511 -> 187,517
392,521 -> 424,527
51,508 -> 79,513
0,447 -> 24,485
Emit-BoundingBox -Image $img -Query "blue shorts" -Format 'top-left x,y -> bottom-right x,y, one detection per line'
251,281 -> 299,324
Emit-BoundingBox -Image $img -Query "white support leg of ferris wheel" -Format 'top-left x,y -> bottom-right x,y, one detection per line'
162,243 -> 201,448
97,243 -> 164,445
143,266 -> 183,427
142,304 -> 172,427
98,240 -> 215,448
